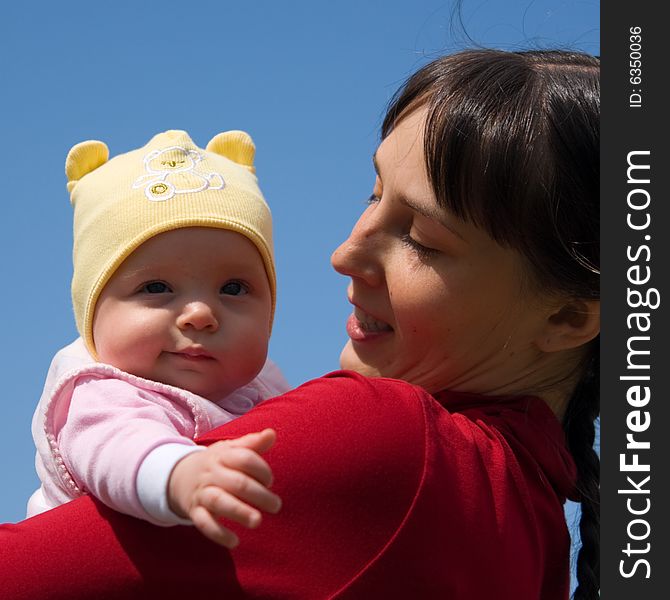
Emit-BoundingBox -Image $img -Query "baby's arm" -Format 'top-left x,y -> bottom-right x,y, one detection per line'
167,429 -> 281,548
56,376 -> 280,545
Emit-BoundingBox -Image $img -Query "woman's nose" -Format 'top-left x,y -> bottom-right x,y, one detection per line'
331,209 -> 384,286
176,301 -> 219,332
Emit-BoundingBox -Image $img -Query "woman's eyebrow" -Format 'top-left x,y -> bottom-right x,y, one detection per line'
399,196 -> 465,241
373,152 -> 465,241
372,153 -> 380,176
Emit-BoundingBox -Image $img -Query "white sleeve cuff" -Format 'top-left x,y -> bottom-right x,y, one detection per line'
136,442 -> 207,526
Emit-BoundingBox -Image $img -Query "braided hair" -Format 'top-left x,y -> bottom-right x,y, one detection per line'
564,350 -> 600,598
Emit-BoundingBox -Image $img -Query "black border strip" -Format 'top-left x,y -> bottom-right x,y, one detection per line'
601,3 -> 668,597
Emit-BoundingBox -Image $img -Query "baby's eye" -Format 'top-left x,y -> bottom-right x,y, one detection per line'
221,281 -> 248,296
141,281 -> 172,294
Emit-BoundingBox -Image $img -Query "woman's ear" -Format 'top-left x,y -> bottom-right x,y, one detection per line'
536,299 -> 600,352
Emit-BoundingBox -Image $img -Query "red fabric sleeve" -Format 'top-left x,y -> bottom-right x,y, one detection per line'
0,372 -> 429,599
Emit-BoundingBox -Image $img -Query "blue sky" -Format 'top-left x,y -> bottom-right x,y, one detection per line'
0,0 -> 599,580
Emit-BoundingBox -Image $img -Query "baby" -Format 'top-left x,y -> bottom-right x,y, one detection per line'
27,130 -> 290,547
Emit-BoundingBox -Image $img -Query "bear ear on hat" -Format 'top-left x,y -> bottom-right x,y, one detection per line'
206,130 -> 256,173
65,140 -> 109,193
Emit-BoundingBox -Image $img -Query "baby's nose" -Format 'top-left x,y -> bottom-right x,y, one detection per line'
176,301 -> 219,332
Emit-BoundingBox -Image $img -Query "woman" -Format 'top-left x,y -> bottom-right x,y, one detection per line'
0,49 -> 599,599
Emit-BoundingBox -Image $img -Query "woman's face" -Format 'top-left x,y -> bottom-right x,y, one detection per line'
331,108 -> 561,395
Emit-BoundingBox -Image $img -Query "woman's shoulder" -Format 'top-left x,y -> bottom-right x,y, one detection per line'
196,368 -> 434,518
198,369 -> 434,450
194,371 -> 436,596
276,368 -> 435,414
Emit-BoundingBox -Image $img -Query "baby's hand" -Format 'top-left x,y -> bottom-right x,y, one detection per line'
167,428 -> 281,548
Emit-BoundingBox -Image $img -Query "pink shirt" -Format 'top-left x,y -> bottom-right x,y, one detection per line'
28,338 -> 290,524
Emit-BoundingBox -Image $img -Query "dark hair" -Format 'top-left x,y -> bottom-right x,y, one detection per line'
381,49 -> 599,599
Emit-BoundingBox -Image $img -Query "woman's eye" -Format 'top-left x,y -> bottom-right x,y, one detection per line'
141,281 -> 171,294
401,233 -> 438,261
366,193 -> 381,204
221,281 -> 248,296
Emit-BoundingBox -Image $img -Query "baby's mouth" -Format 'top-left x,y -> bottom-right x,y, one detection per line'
170,347 -> 215,360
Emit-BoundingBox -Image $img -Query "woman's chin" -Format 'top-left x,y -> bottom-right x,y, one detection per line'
339,341 -> 382,377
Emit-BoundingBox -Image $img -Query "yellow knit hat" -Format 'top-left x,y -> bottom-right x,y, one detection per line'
66,129 -> 275,357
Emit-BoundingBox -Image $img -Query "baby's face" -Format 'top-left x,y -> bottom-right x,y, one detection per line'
92,227 -> 272,400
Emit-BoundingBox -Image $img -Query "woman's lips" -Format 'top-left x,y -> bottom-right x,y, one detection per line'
346,310 -> 393,342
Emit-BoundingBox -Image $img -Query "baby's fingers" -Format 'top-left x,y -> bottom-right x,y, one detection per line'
210,470 -> 282,514
212,444 -> 276,488
199,486 -> 264,529
227,428 -> 276,454
190,505 -> 240,548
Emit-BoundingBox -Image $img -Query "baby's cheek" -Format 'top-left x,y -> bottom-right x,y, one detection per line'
239,334 -> 270,382
92,327 -> 117,364
95,326 -> 144,372
96,344 -> 128,370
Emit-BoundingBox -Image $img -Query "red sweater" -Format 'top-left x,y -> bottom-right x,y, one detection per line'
0,371 -> 577,599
